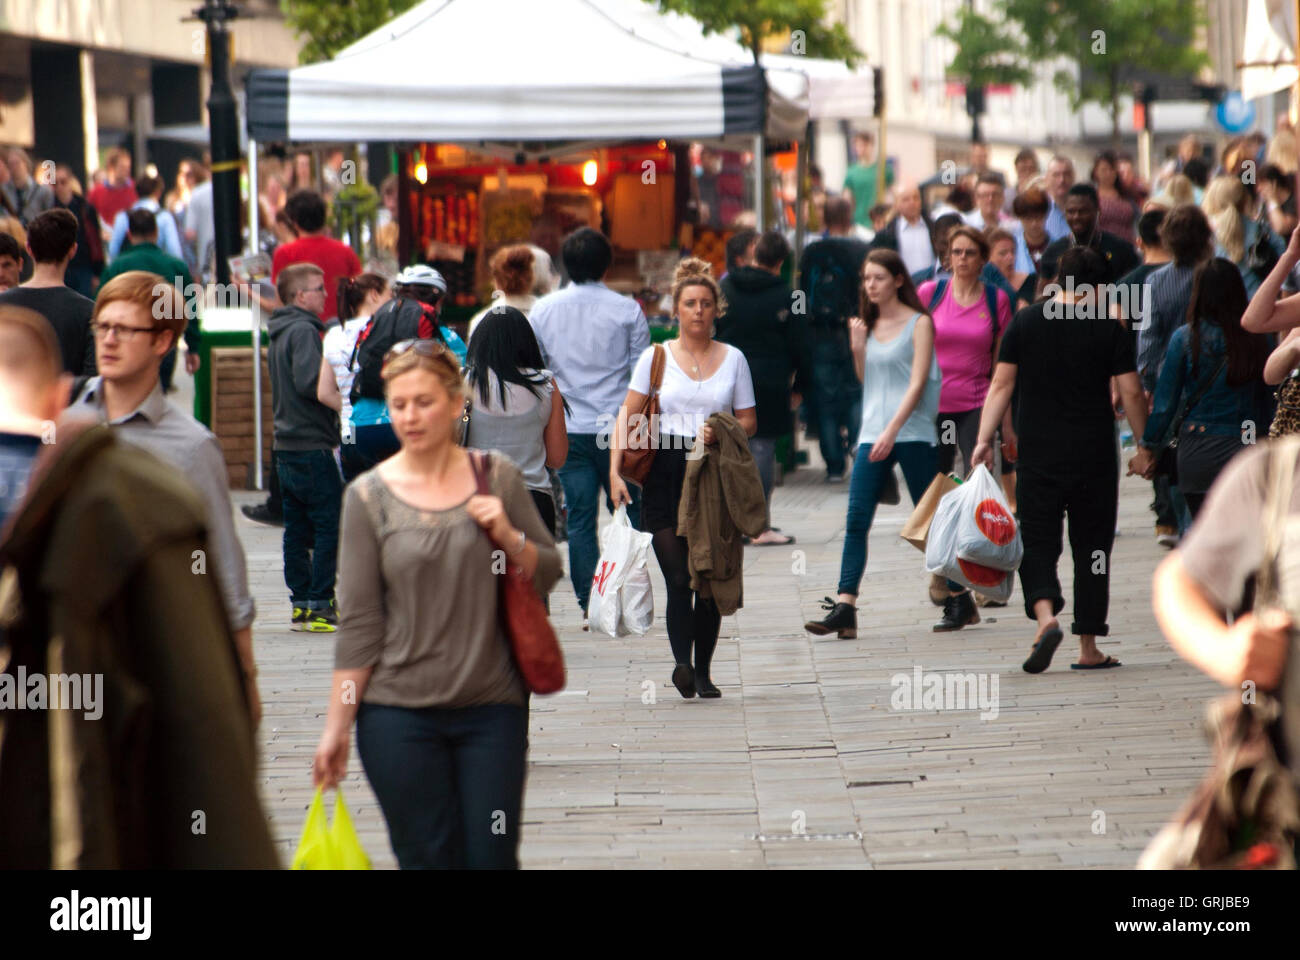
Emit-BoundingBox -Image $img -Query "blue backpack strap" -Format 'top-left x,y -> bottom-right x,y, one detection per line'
927,277 -> 948,312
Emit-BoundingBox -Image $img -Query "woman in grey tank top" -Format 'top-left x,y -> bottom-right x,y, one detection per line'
464,305 -> 570,535
805,249 -> 942,640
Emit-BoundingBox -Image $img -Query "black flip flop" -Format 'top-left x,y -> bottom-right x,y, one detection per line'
1022,626 -> 1063,674
1071,656 -> 1122,670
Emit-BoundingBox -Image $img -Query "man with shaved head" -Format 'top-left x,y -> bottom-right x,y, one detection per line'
0,303 -> 277,868
869,181 -> 936,277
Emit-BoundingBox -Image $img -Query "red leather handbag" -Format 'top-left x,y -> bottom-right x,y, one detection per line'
469,452 -> 566,694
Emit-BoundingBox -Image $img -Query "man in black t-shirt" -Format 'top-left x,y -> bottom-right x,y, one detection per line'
0,208 -> 95,375
1039,183 -> 1140,287
972,247 -> 1148,675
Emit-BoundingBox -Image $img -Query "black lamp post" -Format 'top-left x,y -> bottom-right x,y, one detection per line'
192,0 -> 243,286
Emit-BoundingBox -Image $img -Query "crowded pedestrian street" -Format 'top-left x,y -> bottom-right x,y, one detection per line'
7,3 -> 1300,933
232,439 -> 1218,869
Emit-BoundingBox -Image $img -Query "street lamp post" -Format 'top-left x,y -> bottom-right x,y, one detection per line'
193,0 -> 243,287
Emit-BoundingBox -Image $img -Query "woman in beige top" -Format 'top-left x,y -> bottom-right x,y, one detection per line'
311,339 -> 561,869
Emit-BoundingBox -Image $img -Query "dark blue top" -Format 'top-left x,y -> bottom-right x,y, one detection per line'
1143,322 -> 1274,444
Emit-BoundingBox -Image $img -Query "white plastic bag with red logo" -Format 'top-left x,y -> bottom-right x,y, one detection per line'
587,506 -> 655,637
924,465 -> 1022,603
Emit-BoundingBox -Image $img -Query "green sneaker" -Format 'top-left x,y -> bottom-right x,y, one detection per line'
304,605 -> 339,633
291,606 -> 310,632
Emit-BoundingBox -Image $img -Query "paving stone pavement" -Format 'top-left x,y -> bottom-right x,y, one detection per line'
235,440 -> 1220,869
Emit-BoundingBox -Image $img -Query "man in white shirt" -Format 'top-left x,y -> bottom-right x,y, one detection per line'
963,174 -> 1009,231
873,183 -> 935,278
529,227 -> 650,620
1044,155 -> 1074,242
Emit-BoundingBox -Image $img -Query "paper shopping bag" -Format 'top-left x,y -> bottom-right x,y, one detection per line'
900,472 -> 959,552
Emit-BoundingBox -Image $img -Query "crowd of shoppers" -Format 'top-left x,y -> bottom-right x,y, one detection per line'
9,120 -> 1300,873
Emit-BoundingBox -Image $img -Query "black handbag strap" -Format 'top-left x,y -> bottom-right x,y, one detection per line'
1159,353 -> 1227,449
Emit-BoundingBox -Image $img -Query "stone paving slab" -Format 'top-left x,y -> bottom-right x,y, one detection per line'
234,433 -> 1222,869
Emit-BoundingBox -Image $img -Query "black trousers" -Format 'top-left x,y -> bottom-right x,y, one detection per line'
1016,457 -> 1117,636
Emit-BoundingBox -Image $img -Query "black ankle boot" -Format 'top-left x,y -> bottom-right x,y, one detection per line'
671,663 -> 696,699
933,590 -> 980,632
694,674 -> 720,698
804,596 -> 857,639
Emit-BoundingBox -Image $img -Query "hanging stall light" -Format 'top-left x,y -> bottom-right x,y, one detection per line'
582,158 -> 598,186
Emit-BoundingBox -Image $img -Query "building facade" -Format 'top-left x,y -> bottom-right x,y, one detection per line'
0,0 -> 300,187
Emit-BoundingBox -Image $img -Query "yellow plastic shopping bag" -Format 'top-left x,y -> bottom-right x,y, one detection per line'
292,787 -> 372,870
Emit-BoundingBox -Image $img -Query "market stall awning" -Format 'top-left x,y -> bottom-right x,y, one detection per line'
246,0 -> 810,144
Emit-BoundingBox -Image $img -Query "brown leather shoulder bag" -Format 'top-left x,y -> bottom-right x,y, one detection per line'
619,342 -> 665,487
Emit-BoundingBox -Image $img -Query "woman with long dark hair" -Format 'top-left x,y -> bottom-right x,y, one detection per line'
1130,258 -> 1274,518
1091,150 -> 1137,243
804,249 -> 942,639
464,305 -> 569,535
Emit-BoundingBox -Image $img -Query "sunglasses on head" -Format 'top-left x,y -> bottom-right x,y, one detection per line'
382,338 -> 450,368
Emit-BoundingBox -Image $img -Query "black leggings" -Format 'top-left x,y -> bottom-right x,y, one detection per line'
650,528 -> 721,679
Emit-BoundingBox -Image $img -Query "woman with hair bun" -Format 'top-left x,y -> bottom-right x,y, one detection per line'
609,258 -> 757,699
468,244 -> 538,340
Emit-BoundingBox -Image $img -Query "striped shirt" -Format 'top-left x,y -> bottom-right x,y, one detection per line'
1136,261 -> 1197,394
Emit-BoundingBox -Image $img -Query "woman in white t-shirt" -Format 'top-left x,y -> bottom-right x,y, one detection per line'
610,259 -> 757,700
317,273 -> 389,481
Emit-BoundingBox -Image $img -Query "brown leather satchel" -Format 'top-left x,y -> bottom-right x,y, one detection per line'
619,343 -> 665,487
469,452 -> 566,694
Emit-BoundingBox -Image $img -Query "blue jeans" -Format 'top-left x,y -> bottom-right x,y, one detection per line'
810,338 -> 860,477
356,701 -> 528,869
353,422 -> 400,473
838,441 -> 938,596
748,435 -> 777,511
276,448 -> 342,609
65,264 -> 96,300
558,432 -> 640,611
159,347 -> 178,392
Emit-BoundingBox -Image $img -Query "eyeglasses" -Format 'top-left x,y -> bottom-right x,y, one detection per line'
91,321 -> 163,341
949,247 -> 981,259
383,338 -> 451,367
302,285 -> 326,295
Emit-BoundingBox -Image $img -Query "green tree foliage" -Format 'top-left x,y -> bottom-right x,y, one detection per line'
649,0 -> 862,66
935,7 -> 1033,92
1001,0 -> 1210,141
280,0 -> 423,64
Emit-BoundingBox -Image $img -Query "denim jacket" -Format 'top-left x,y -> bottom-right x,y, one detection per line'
1142,322 -> 1272,445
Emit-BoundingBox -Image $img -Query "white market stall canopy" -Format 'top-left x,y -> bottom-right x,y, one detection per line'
245,0 -> 820,143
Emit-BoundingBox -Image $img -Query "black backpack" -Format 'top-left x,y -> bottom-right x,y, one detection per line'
348,296 -> 445,405
806,254 -> 854,328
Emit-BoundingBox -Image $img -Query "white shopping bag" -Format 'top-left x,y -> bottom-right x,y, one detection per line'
925,466 -> 1021,603
587,506 -> 655,637
954,465 -> 1022,572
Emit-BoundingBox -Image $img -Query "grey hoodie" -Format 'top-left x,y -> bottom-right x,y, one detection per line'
267,305 -> 339,450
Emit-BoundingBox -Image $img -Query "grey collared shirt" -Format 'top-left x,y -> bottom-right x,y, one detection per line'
72,378 -> 255,630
